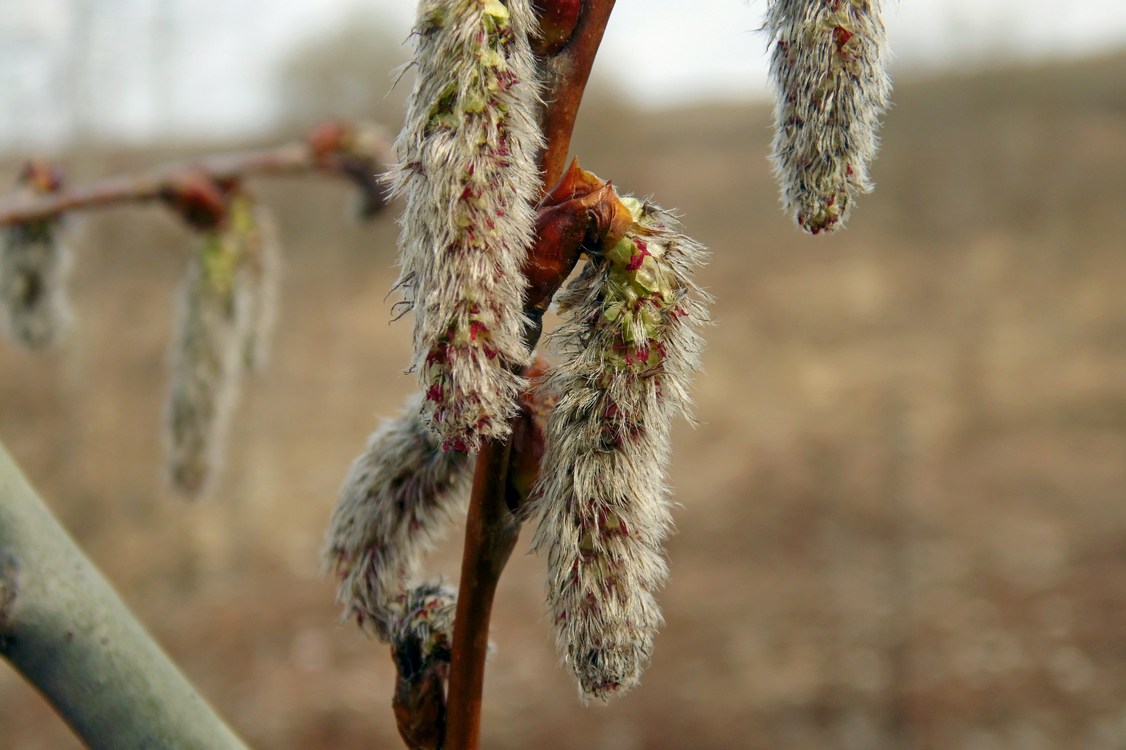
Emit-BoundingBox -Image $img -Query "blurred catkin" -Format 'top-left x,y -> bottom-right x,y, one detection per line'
0,171 -> 73,349
228,194 -> 282,372
388,0 -> 543,452
531,192 -> 711,701
322,395 -> 474,641
766,0 -> 891,233
164,192 -> 278,496
165,230 -> 245,496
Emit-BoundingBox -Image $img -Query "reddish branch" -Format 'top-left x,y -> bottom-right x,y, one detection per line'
442,2 -> 618,749
0,121 -> 393,228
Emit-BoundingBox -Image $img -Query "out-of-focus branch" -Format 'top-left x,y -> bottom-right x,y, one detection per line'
0,441 -> 248,750
443,3 -> 617,748
0,121 -> 393,228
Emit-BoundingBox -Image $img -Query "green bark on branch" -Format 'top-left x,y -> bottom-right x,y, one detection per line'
0,442 -> 248,750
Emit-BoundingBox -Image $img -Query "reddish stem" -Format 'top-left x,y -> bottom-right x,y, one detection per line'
442,3 -> 617,748
0,121 -> 392,227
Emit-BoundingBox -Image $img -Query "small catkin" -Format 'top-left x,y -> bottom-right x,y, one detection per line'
390,582 -> 459,669
766,0 -> 891,234
322,395 -> 474,641
531,194 -> 711,701
389,0 -> 543,453
228,194 -> 281,373
164,229 -> 246,496
0,216 -> 73,349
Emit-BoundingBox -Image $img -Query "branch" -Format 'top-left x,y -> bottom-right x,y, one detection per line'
0,121 -> 394,227
443,2 -> 617,748
0,441 -> 248,750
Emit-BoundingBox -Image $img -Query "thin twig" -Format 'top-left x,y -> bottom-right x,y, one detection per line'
442,2 -> 617,748
0,121 -> 393,227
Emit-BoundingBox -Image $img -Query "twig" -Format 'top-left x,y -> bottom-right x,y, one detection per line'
0,441 -> 248,750
0,121 -> 393,227
442,2 -> 617,748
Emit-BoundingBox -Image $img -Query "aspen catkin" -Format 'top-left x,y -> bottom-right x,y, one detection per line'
532,190 -> 711,701
388,0 -> 544,453
767,0 -> 891,233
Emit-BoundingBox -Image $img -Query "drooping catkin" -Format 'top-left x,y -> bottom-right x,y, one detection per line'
0,171 -> 73,349
228,193 -> 281,372
322,395 -> 474,641
389,0 -> 543,452
766,0 -> 891,234
531,193 -> 711,701
164,229 -> 245,497
164,191 -> 280,496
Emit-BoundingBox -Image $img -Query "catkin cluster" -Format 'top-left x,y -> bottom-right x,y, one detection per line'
532,193 -> 710,701
389,0 -> 543,453
322,395 -> 474,642
165,193 -> 280,496
767,0 -> 891,233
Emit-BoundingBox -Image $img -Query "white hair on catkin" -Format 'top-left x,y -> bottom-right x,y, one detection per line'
0,218 -> 73,349
766,0 -> 891,234
229,194 -> 282,374
388,0 -> 544,453
164,196 -> 275,497
322,395 -> 474,642
531,195 -> 711,701
164,230 -> 245,497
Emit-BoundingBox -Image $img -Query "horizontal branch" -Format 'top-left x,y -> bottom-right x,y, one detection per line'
0,441 -> 248,750
0,121 -> 394,227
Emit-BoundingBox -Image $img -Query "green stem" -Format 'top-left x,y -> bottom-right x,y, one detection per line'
0,442 -> 248,750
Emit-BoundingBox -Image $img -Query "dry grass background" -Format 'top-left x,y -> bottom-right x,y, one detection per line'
1,52 -> 1125,749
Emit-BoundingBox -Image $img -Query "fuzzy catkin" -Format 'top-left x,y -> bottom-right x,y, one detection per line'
767,0 -> 891,234
0,218 -> 73,349
390,582 -> 458,667
229,194 -> 281,373
531,195 -> 711,701
389,0 -> 543,453
322,395 -> 474,642
164,230 -> 246,497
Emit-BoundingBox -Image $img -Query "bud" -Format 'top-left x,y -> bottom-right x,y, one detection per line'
766,0 -> 891,233
0,165 -> 72,349
322,395 -> 474,641
390,583 -> 457,750
531,191 -> 711,701
388,0 -> 544,452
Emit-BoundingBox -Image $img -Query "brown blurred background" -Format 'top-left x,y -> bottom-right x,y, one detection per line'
2,12 -> 1126,750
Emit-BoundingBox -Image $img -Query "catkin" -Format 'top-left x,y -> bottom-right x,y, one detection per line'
322,395 -> 474,641
164,192 -> 281,496
164,230 -> 245,496
229,194 -> 281,373
389,0 -> 543,452
532,194 -> 710,701
767,0 -> 891,233
0,219 -> 73,349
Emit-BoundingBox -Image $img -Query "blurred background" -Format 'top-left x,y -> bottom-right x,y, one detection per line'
1,1 -> 1125,748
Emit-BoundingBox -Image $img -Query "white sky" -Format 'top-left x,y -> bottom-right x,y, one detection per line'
2,0 -> 1125,147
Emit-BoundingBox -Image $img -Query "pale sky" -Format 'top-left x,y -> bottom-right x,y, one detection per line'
2,0 -> 1125,147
